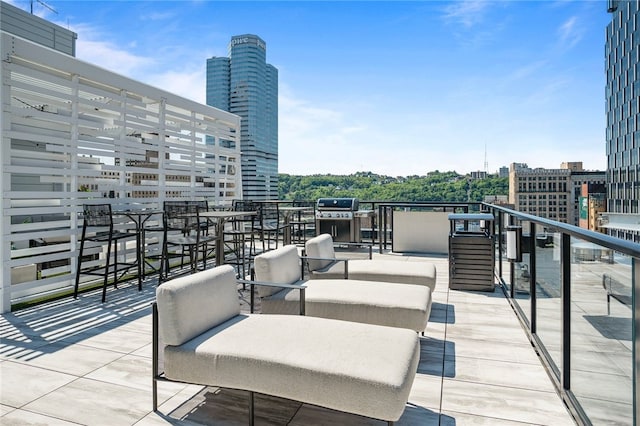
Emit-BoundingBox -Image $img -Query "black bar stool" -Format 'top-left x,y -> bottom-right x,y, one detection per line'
224,200 -> 257,279
74,204 -> 141,303
162,201 -> 216,278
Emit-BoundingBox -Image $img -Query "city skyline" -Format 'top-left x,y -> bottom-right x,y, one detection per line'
8,0 -> 611,176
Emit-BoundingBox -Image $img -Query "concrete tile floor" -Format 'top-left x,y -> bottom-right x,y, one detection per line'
0,255 -> 576,425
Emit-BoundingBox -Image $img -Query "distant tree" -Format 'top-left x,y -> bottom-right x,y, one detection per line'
277,172 -> 507,203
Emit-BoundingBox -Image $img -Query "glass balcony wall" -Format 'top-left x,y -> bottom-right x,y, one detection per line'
486,203 -> 639,426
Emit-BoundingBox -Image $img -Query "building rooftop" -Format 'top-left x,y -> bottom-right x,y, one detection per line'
0,253 -> 576,425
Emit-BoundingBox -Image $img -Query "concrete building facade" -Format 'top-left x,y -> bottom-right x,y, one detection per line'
509,162 -> 606,226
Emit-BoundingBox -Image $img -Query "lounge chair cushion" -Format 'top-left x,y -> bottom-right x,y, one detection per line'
304,233 -> 335,271
163,313 -> 420,422
260,279 -> 431,332
313,259 -> 437,292
254,245 -> 432,332
253,244 -> 302,297
156,265 -> 240,346
305,234 -> 437,292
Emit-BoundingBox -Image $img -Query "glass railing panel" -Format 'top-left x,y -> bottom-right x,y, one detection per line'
534,228 -> 563,377
499,212 -> 512,293
512,221 -> 533,326
496,229 -> 510,291
569,238 -> 632,425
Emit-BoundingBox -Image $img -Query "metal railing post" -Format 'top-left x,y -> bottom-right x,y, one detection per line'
509,214 -> 516,299
529,223 -> 537,335
634,257 -> 639,426
377,204 -> 383,254
497,211 -> 503,279
561,232 -> 571,391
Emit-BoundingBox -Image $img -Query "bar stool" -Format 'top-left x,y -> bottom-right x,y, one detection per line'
140,212 -> 165,281
162,201 -> 216,278
252,202 -> 287,254
290,200 -> 316,244
74,203 -> 141,303
223,200 -> 256,279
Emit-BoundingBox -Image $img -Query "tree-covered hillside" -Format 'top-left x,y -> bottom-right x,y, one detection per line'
278,171 -> 508,202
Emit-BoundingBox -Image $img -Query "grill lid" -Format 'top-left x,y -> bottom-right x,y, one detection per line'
316,198 -> 359,211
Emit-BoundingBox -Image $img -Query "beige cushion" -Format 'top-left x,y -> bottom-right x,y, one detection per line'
311,259 -> 437,292
156,265 -> 240,346
254,245 -> 302,297
261,279 -> 431,332
304,233 -> 335,271
306,234 -> 437,291
164,314 -> 419,422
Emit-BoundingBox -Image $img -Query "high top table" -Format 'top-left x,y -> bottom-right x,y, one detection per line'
278,206 -> 309,245
112,209 -> 164,280
198,210 -> 257,266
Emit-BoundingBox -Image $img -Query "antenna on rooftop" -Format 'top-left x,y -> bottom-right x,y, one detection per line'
30,0 -> 57,15
484,143 -> 488,173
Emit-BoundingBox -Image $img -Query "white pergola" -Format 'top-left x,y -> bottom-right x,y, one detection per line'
0,32 -> 243,312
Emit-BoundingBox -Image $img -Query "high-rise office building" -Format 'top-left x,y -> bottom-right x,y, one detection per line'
508,162 -> 605,226
604,0 -> 640,241
509,163 -> 572,223
206,34 -> 278,200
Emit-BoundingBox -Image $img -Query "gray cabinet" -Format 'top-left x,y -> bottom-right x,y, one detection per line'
448,214 -> 495,291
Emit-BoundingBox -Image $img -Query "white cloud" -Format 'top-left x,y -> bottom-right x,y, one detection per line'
442,0 -> 490,28
68,20 -> 206,103
558,16 -> 583,50
142,11 -> 176,21
76,39 -> 154,77
279,86 -> 369,174
145,69 -> 206,104
278,85 -> 489,176
508,61 -> 548,82
279,78 -> 606,177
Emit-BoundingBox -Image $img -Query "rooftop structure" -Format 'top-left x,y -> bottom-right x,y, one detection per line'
0,4 -> 637,426
0,31 -> 241,312
0,0 -> 76,56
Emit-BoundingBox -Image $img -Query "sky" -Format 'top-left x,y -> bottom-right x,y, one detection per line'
9,0 -> 612,176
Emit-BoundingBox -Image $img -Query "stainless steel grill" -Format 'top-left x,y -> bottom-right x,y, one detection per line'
315,198 -> 368,242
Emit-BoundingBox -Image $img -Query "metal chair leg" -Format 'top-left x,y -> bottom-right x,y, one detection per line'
249,391 -> 255,426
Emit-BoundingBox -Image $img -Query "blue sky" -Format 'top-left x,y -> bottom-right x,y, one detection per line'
11,0 -> 611,176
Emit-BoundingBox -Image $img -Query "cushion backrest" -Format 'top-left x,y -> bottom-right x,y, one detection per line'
254,245 -> 302,298
156,265 -> 240,346
305,234 -> 336,271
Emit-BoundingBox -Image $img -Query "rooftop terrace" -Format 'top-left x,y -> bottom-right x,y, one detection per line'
0,252 -> 577,425
0,25 -> 636,426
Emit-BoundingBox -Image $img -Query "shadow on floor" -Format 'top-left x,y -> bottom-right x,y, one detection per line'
169,387 -> 451,426
429,302 -> 455,324
583,315 -> 632,341
0,280 -> 156,360
418,336 -> 456,378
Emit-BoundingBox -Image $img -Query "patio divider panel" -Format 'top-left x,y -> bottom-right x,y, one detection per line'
0,32 -> 242,311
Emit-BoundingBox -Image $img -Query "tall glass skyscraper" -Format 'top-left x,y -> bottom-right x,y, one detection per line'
605,1 -> 640,241
206,34 -> 278,200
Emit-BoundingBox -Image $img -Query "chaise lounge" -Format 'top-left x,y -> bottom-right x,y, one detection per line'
252,245 -> 432,333
305,234 -> 437,291
153,265 -> 420,425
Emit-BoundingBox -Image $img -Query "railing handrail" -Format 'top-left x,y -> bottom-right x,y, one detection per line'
484,203 -> 640,258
